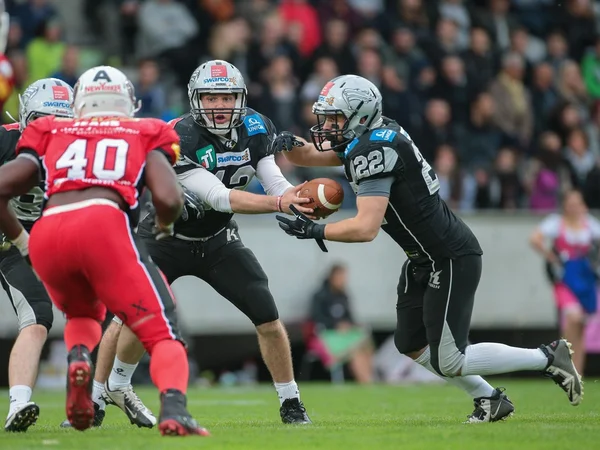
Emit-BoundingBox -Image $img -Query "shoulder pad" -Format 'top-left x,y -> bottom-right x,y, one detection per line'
243,113 -> 267,136
369,129 -> 397,142
343,137 -> 360,157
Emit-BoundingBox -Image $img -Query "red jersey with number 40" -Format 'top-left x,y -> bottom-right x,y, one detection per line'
15,116 -> 181,209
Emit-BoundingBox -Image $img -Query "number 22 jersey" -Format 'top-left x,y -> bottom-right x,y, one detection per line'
15,115 -> 180,223
340,117 -> 482,266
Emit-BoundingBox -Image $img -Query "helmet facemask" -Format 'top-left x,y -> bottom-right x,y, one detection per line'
189,89 -> 247,136
310,109 -> 356,152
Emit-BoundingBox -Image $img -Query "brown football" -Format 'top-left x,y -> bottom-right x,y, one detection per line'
298,178 -> 345,218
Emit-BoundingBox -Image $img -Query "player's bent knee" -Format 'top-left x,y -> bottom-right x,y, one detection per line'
393,331 -> 425,356
255,319 -> 284,336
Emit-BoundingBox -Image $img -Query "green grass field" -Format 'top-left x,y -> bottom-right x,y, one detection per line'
1,380 -> 598,450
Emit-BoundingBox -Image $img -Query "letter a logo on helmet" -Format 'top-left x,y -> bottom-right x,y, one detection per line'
93,70 -> 112,82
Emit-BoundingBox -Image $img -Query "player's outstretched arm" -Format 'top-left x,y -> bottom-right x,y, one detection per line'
271,132 -> 342,167
145,150 -> 184,229
179,167 -> 314,215
0,157 -> 39,254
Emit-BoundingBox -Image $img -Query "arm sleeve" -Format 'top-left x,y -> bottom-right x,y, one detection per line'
356,176 -> 394,197
15,116 -> 50,163
538,214 -> 561,239
149,120 -> 181,166
177,167 -> 233,213
255,155 -> 293,196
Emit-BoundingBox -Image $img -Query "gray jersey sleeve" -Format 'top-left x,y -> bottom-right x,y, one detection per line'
356,176 -> 394,197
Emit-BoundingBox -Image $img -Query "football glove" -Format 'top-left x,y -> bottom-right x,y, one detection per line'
276,205 -> 328,252
180,184 -> 205,222
0,234 -> 11,252
270,131 -> 305,154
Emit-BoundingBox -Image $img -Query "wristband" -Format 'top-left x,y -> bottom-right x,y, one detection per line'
276,196 -> 283,213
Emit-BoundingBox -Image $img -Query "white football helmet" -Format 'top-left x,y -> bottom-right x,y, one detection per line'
18,78 -> 74,130
188,60 -> 247,135
73,65 -> 139,119
311,75 -> 383,151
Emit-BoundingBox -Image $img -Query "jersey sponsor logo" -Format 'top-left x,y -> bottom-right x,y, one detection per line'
195,145 -> 216,170
244,114 -> 267,136
428,270 -> 442,289
216,148 -> 251,167
369,129 -> 397,142
52,85 -> 70,100
43,101 -> 71,109
211,65 -> 228,77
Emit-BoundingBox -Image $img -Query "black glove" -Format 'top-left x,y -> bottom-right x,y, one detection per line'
180,184 -> 205,221
276,205 -> 328,252
270,131 -> 305,155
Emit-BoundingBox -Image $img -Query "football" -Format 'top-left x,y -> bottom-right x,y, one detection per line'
298,178 -> 344,219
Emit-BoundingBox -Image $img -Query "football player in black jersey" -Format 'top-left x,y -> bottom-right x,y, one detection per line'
0,78 -> 73,431
86,60 -> 312,424
272,74 -> 583,422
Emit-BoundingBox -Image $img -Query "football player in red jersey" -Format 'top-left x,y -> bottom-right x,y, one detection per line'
0,66 -> 209,436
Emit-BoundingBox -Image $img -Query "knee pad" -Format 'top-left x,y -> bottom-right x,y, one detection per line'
430,344 -> 465,377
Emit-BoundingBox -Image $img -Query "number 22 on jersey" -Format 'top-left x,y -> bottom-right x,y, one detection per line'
56,138 -> 130,180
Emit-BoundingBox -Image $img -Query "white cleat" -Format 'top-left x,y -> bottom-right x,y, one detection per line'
5,402 -> 39,432
104,381 -> 157,428
540,339 -> 584,406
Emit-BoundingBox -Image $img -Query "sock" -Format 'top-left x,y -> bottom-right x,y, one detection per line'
8,385 -> 32,417
92,380 -> 106,410
108,357 -> 138,389
149,340 -> 188,394
414,347 -> 495,399
463,343 -> 548,376
64,318 -> 102,353
274,381 -> 300,405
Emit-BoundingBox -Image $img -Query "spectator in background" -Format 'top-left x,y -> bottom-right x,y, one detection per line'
438,0 -> 471,51
564,127 -> 595,187
380,66 -> 417,134
433,144 -> 473,210
2,50 -> 26,123
492,147 -> 525,209
11,0 -> 56,47
25,18 -> 64,84
545,30 -> 570,75
530,190 -> 600,374
581,35 -> 600,99
549,101 -> 585,144
531,62 -> 560,138
560,0 -> 596,62
525,131 -> 574,211
461,26 -> 497,96
310,264 -> 373,384
310,18 -> 356,78
417,98 -> 455,163
473,0 -> 519,52
50,44 -> 79,87
431,55 -> 470,128
136,0 -> 199,94
134,58 -> 166,119
317,0 -> 363,36
462,92 -> 505,171
423,17 -> 463,70
388,26 -> 427,88
489,52 -> 533,149
396,0 -> 430,42
278,0 -> 321,59
356,47 -> 382,89
558,60 -> 592,123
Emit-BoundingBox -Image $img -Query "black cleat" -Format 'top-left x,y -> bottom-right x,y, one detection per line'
158,389 -> 209,437
60,401 -> 105,428
5,402 -> 39,432
280,398 -> 311,424
465,387 -> 514,423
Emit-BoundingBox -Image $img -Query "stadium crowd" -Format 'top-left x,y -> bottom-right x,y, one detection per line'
3,0 -> 600,211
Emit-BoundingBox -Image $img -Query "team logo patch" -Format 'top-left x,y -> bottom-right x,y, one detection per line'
244,114 -> 267,136
210,65 -> 227,77
195,145 -> 216,170
369,129 -> 397,142
52,85 -> 70,100
325,96 -> 335,106
216,148 -> 251,167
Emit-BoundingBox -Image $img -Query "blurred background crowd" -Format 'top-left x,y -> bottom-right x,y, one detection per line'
5,0 -> 600,211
